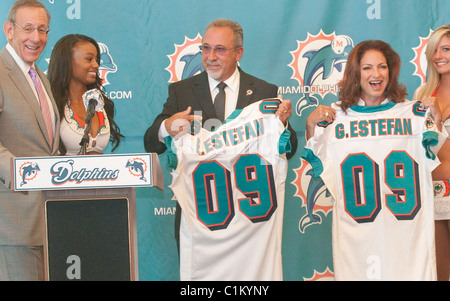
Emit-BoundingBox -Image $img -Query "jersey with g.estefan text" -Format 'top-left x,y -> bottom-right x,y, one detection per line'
301,100 -> 443,281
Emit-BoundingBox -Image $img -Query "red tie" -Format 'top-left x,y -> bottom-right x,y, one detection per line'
29,67 -> 54,147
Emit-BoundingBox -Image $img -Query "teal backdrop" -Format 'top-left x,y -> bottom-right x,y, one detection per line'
1,0 -> 449,281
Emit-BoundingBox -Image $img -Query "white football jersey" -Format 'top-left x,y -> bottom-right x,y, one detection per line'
302,100 -> 441,281
167,99 -> 290,281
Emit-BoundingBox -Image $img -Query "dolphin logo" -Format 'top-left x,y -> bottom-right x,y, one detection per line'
20,163 -> 40,187
98,43 -> 117,86
99,43 -> 117,72
126,160 -> 147,182
180,52 -> 203,80
298,169 -> 330,232
166,34 -> 203,83
297,36 -> 353,115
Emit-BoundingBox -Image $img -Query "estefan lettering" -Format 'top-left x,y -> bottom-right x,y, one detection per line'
196,117 -> 264,155
335,118 -> 412,139
50,160 -> 119,185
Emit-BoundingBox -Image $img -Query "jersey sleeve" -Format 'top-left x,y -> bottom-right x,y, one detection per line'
278,128 -> 292,155
300,126 -> 326,178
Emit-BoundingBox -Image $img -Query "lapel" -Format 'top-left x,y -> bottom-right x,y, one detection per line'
1,48 -> 56,150
1,49 -> 41,113
236,69 -> 257,109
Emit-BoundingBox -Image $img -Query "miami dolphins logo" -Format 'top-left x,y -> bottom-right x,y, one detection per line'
291,159 -> 333,233
19,162 -> 40,187
125,158 -> 148,182
288,31 -> 353,116
410,29 -> 432,85
98,43 -> 117,86
434,183 -> 444,195
166,34 -> 204,83
425,116 -> 436,130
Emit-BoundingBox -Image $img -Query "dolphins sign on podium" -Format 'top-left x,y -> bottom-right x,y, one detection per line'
12,153 -> 163,191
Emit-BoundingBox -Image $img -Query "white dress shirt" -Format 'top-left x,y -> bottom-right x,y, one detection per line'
159,67 -> 241,142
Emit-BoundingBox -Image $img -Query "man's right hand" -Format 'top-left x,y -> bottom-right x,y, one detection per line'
165,106 -> 202,137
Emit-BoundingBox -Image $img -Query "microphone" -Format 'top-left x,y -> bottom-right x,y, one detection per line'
84,98 -> 97,129
78,89 -> 105,153
82,88 -> 104,113
81,89 -> 104,129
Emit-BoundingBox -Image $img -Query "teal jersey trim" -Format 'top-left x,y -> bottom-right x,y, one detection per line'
278,129 -> 292,154
300,148 -> 323,178
349,101 -> 396,113
164,136 -> 178,169
225,108 -> 243,123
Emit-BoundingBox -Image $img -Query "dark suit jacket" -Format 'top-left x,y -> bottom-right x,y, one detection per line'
144,69 -> 297,158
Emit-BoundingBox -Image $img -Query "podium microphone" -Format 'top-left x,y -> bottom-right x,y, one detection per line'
78,89 -> 105,154
84,98 -> 97,128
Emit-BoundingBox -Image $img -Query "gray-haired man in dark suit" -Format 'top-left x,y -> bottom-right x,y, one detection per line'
144,19 -> 297,257
144,18 -> 297,156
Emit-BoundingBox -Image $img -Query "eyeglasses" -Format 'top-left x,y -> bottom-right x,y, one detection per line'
199,45 -> 236,55
13,22 -> 50,36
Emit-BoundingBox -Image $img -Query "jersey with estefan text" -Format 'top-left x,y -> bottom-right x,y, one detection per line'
166,99 -> 290,281
301,100 -> 443,281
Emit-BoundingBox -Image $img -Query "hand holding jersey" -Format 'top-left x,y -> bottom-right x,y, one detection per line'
419,95 -> 443,131
164,106 -> 203,138
144,19 -> 298,159
305,104 -> 337,140
165,97 -> 292,139
275,97 -> 293,125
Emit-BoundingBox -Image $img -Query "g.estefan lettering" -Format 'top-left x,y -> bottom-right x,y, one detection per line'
335,118 -> 412,139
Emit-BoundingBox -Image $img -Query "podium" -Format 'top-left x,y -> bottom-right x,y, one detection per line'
12,153 -> 163,281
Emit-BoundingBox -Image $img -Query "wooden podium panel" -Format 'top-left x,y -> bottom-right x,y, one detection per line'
42,187 -> 138,281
